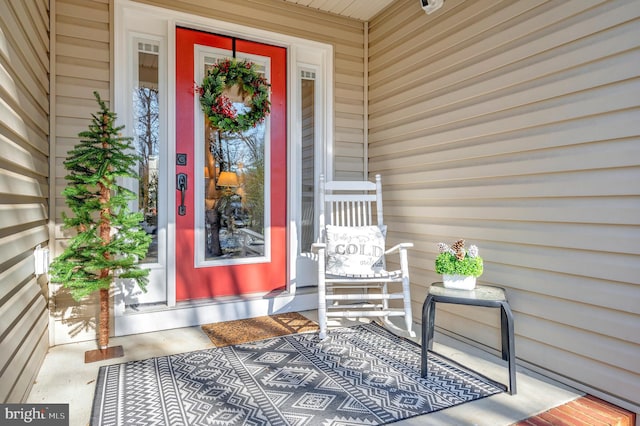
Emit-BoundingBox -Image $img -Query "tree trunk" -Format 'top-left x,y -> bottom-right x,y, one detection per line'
210,210 -> 223,257
98,125 -> 112,350
98,288 -> 109,349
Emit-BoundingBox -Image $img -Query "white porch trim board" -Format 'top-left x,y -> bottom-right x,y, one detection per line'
114,289 -> 318,336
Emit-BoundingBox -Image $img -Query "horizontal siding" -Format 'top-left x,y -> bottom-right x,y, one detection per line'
368,0 -> 640,413
0,0 -> 50,402
51,0 -> 110,345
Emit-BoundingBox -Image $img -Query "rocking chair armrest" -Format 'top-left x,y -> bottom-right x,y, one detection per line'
384,242 -> 414,255
311,242 -> 326,254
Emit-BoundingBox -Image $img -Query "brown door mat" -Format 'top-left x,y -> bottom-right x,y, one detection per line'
201,312 -> 319,347
513,395 -> 636,426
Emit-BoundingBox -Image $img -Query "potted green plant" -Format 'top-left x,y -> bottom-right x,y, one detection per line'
49,91 -> 151,362
435,239 -> 483,290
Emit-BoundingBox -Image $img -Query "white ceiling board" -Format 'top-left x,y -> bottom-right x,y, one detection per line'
279,0 -> 397,21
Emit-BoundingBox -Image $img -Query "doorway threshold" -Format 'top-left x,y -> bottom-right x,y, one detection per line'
114,287 -> 318,336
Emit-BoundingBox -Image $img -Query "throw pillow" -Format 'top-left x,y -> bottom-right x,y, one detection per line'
325,225 -> 386,276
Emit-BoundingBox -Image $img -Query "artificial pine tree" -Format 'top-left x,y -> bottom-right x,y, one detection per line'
50,91 -> 151,360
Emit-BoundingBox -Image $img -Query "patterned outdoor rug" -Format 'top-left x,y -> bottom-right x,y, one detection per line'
201,312 -> 319,347
90,323 -> 503,425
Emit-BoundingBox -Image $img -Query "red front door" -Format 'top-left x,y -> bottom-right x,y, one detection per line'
175,27 -> 287,301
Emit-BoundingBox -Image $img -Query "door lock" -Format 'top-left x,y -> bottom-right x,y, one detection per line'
176,173 -> 187,216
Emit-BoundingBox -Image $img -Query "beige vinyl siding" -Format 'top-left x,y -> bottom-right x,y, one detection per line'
368,0 -> 640,412
137,0 -> 366,180
0,0 -> 50,402
51,0 -> 110,345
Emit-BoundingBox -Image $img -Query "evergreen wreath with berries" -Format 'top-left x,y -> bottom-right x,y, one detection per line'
196,58 -> 271,133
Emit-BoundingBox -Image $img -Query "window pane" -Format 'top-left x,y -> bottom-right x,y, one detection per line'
134,47 -> 159,263
203,62 -> 267,260
300,78 -> 315,252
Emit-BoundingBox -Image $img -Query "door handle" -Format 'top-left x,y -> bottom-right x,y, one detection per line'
176,173 -> 187,216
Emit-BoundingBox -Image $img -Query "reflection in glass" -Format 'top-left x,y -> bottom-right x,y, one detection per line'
134,43 -> 159,263
300,77 -> 315,252
203,77 -> 266,260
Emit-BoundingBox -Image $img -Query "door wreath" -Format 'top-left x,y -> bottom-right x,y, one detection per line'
196,58 -> 271,133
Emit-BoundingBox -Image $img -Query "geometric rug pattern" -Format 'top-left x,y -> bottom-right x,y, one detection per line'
91,323 -> 502,425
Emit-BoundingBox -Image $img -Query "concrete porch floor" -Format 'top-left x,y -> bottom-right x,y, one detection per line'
27,311 -> 583,426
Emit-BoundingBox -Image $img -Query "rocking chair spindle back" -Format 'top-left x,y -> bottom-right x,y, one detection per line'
312,174 -> 415,339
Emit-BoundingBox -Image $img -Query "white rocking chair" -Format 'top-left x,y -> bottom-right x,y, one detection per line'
312,174 -> 415,339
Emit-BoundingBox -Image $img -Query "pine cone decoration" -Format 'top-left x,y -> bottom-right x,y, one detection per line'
451,239 -> 465,260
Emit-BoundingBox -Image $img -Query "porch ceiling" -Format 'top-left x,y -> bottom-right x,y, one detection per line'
279,0 -> 396,21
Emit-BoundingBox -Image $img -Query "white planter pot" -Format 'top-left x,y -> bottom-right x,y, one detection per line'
442,274 -> 476,290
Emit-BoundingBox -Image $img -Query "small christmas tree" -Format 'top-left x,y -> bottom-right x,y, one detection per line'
50,91 -> 151,360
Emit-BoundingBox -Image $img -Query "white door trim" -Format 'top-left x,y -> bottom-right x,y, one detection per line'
113,0 -> 333,335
